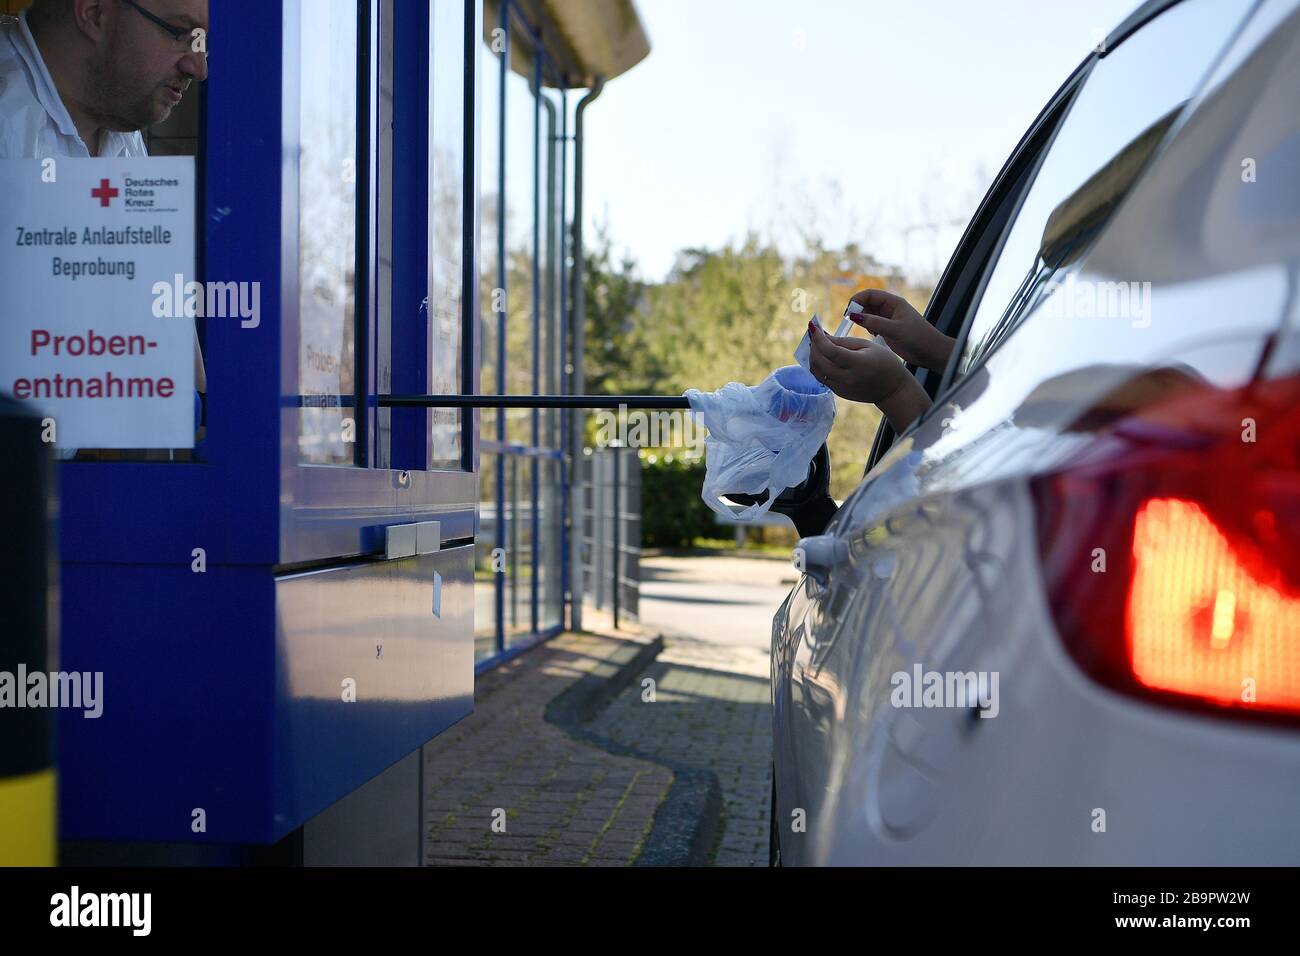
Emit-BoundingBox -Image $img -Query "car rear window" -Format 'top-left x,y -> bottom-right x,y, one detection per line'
954,0 -> 1249,378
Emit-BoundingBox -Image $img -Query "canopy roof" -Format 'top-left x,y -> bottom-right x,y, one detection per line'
486,0 -> 651,88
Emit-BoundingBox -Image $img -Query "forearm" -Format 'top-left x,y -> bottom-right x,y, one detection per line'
878,373 -> 931,434
922,331 -> 957,374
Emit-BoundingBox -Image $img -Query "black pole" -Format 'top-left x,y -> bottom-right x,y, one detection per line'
295,394 -> 693,410
379,394 -> 692,409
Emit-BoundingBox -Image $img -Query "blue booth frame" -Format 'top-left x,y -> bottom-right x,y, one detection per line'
56,0 -> 497,850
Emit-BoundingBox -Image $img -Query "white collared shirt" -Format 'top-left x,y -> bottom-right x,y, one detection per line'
0,11 -> 147,159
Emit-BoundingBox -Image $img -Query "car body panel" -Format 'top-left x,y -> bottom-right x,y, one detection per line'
772,0 -> 1300,865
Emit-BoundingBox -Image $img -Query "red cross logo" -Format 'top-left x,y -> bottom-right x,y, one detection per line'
91,178 -> 119,207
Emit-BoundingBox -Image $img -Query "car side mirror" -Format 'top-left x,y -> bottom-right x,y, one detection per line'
721,443 -> 837,536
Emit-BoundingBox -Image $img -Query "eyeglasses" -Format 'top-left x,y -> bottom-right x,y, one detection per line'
117,0 -> 205,55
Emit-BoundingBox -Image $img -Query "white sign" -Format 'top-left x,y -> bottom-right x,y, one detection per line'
0,158 -> 196,449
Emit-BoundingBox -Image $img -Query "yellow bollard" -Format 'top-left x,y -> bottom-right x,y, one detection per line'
0,395 -> 56,867
0,771 -> 56,865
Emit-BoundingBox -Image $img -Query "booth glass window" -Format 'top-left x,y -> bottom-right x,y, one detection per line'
502,56 -> 537,450
474,1 -> 570,663
502,55 -> 537,647
479,33 -> 501,445
297,5 -> 360,465
475,23 -> 504,663
429,0 -> 467,470
538,84 -> 564,634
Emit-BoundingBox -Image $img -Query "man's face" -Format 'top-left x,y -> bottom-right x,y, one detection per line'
87,0 -> 209,132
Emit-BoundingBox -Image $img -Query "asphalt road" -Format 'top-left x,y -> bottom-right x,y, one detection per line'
637,551 -> 798,655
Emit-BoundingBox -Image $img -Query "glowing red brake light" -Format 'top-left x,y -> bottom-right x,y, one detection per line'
1032,372 -> 1300,722
1128,497 -> 1300,714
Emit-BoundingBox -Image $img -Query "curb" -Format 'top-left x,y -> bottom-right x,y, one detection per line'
544,632 -> 724,867
630,765 -> 722,868
545,633 -> 664,725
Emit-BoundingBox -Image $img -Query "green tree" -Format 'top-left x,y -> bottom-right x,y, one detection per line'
582,223 -> 648,395
575,226 -> 934,500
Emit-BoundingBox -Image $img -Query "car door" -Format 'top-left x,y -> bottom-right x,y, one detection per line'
773,0 -> 1257,865
771,75 -> 1074,866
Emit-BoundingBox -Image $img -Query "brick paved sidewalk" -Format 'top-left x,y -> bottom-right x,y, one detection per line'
585,635 -> 772,867
423,629 -> 673,867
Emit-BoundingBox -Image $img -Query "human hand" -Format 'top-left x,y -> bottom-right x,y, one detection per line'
808,321 -> 932,433
847,289 -> 954,374
807,321 -> 908,404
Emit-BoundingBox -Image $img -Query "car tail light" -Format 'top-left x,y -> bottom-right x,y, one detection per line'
1031,371 -> 1300,722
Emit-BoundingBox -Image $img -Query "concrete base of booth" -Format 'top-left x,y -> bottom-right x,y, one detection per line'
61,746 -> 428,867
301,748 -> 422,866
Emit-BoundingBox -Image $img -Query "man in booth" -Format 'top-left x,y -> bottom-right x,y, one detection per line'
1,0 -> 210,434
1,0 -> 208,158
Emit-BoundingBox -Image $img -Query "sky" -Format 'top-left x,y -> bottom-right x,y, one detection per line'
581,0 -> 1141,283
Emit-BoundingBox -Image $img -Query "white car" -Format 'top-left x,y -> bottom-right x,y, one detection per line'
769,0 -> 1300,865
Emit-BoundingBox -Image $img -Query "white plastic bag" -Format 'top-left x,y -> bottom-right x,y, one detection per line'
684,364 -> 836,521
